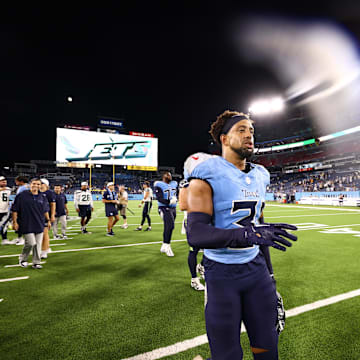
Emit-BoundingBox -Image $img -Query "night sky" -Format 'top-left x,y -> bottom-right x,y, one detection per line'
2,2 -> 360,171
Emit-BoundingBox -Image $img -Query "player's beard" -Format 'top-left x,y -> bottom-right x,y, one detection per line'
231,145 -> 254,160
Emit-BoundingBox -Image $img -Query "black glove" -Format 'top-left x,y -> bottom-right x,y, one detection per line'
245,223 -> 298,251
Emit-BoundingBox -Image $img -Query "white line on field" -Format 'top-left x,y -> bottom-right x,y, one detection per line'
5,261 -> 46,268
0,276 -> 29,283
50,243 -> 66,246
266,212 -> 359,219
267,204 -> 360,212
121,288 -> 360,360
0,239 -> 188,258
0,298 -> 3,302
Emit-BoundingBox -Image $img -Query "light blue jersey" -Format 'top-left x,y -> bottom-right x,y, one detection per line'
154,180 -> 178,208
191,156 -> 270,264
17,184 -> 29,195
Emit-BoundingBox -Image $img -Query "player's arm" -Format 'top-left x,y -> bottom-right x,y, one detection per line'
187,179 -> 297,250
74,191 -> 79,211
154,186 -> 170,205
50,202 -> 56,222
178,179 -> 190,211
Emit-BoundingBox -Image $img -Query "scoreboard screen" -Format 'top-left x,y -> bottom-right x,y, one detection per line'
56,128 -> 158,168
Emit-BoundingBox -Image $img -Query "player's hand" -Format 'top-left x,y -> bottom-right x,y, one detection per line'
13,222 -> 19,231
51,216 -> 55,223
47,220 -> 52,229
76,208 -> 80,213
170,196 -> 177,205
245,223 -> 297,251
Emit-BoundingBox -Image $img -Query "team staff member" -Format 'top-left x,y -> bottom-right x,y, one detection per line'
186,110 -> 297,360
40,178 -> 56,259
135,181 -> 153,231
74,182 -> 93,234
102,182 -> 119,236
53,184 -> 69,239
118,185 -> 129,229
12,178 -> 51,269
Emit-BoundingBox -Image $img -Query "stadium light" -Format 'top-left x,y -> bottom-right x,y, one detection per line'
248,96 -> 285,115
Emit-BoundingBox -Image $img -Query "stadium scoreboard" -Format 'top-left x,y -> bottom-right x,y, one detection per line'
56,128 -> 158,169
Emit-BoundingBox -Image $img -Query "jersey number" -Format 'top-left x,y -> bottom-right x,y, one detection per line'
164,188 -> 176,199
231,200 -> 265,227
81,194 -> 90,202
2,193 -> 8,202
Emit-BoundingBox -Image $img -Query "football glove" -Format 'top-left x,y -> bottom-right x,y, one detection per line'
244,223 -> 297,251
170,196 -> 177,205
276,290 -> 286,334
179,179 -> 189,189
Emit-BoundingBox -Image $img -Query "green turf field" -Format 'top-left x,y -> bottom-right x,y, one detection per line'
1,201 -> 360,360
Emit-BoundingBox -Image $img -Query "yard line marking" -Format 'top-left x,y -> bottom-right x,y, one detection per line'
0,239 -> 188,258
68,222 -> 184,229
50,237 -> 73,241
266,212 -> 359,219
267,204 -> 360,212
121,288 -> 360,360
50,243 -> 66,246
0,276 -> 29,283
5,261 -> 46,268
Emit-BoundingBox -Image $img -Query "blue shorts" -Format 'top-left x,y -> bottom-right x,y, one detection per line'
106,208 -> 119,217
78,205 -> 92,218
204,252 -> 278,359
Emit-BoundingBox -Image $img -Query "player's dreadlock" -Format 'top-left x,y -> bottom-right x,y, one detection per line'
209,110 -> 250,145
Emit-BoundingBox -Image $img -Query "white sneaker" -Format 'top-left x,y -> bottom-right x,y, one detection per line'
47,248 -> 52,253
121,224 -> 128,229
19,258 -> 28,268
196,263 -> 205,280
41,251 -> 48,259
15,238 -> 25,245
191,277 -> 205,291
160,243 -> 167,253
165,244 -> 174,257
62,235 -> 68,239
1,239 -> 11,245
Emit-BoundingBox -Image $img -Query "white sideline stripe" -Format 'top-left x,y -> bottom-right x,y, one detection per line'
69,222 -> 183,229
0,276 -> 29,283
5,261 -> 46,268
121,288 -> 360,360
50,238 -> 73,241
0,239 -> 188,258
50,243 -> 66,246
267,204 -> 360,212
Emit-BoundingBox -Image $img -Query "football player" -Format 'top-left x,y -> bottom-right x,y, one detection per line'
102,182 -> 120,236
186,110 -> 298,360
0,176 -> 13,245
179,153 -> 217,291
74,182 -> 94,234
40,178 -> 56,259
135,181 -> 153,231
154,172 -> 177,256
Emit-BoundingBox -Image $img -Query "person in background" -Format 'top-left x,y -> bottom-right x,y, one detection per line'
52,184 -> 69,239
74,182 -> 94,234
102,182 -> 119,236
40,178 -> 56,259
12,175 -> 30,245
118,185 -> 129,229
135,181 -> 153,231
12,178 -> 51,269
0,176 -> 13,245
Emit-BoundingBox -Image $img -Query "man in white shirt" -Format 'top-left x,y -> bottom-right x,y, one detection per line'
118,185 -> 129,229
